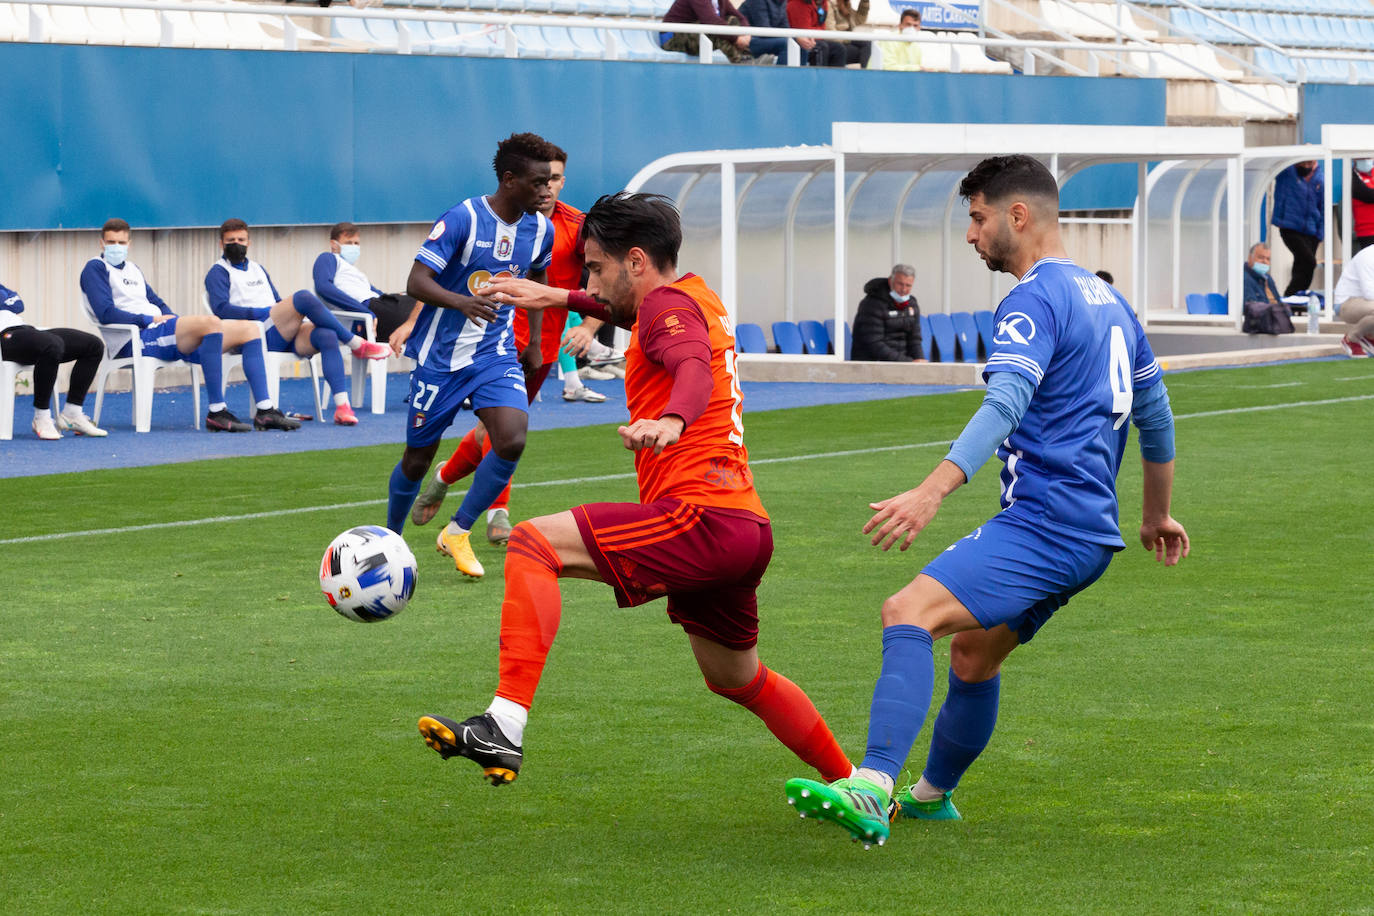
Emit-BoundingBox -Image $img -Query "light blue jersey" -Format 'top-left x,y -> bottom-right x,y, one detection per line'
408,196 -> 553,373
983,257 -> 1163,547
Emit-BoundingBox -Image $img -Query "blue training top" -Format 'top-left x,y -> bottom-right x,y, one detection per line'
982,257 -> 1163,548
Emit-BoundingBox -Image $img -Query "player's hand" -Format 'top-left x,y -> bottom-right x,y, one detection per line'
519,341 -> 543,376
485,277 -> 568,312
150,314 -> 174,325
561,324 -> 596,357
618,417 -> 684,454
864,486 -> 943,552
798,37 -> 816,50
388,318 -> 416,357
457,295 -> 498,325
1140,516 -> 1190,566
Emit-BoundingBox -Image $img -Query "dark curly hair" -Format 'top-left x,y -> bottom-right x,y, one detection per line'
958,155 -> 1059,209
581,192 -> 682,273
493,132 -> 559,180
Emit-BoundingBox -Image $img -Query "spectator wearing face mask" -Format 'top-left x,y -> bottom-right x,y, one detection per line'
868,7 -> 923,70
1271,160 -> 1325,297
1242,242 -> 1281,304
1350,157 -> 1374,256
313,222 -> 419,347
851,264 -> 926,362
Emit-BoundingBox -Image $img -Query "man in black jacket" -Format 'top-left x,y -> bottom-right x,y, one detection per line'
852,264 -> 925,361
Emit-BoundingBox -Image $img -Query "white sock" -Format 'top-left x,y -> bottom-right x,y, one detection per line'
61,403 -> 83,420
209,401 -> 227,413
487,508 -> 504,521
256,399 -> 273,411
855,767 -> 895,797
333,392 -> 349,406
444,520 -> 469,536
487,696 -> 527,746
34,407 -> 52,423
912,776 -> 947,801
347,337 -> 366,352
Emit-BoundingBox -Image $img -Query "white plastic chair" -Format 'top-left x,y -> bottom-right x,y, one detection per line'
200,294 -> 323,420
0,359 -> 58,440
82,293 -> 200,433
330,309 -> 388,415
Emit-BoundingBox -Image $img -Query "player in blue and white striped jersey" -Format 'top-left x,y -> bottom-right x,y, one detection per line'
785,155 -> 1191,847
384,132 -> 558,579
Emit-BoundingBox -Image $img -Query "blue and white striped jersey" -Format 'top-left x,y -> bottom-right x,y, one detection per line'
407,196 -> 554,373
983,257 -> 1163,547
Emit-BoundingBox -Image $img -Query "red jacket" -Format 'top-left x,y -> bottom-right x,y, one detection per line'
1353,167 -> 1374,239
787,0 -> 825,29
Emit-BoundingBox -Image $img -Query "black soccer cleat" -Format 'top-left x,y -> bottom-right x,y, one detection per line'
206,408 -> 251,432
253,407 -> 302,431
418,713 -> 522,786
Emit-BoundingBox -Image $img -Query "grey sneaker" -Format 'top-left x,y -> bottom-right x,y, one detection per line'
486,508 -> 513,545
410,471 -> 450,527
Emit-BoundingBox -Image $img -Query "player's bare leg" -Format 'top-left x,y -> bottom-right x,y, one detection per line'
420,510 -> 599,782
436,406 -> 527,577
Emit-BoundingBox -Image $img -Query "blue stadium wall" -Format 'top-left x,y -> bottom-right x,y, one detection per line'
1301,83 -> 1374,145
0,42 -> 1170,231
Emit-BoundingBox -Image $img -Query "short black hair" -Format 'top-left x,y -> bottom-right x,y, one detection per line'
102,218 -> 130,235
493,132 -> 557,180
581,192 -> 682,273
548,143 -> 568,165
1095,269 -> 1114,285
899,8 -> 920,23
330,221 -> 358,240
958,155 -> 1060,209
219,217 -> 248,239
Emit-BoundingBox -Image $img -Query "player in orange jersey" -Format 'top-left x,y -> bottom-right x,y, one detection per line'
417,192 -> 853,793
410,145 -> 606,546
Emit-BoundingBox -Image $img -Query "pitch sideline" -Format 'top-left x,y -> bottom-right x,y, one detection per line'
4,393 -> 1370,546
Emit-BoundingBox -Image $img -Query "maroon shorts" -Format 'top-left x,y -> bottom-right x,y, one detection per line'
525,362 -> 555,405
572,498 -> 773,650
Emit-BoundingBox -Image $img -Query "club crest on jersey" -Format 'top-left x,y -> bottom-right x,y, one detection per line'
494,231 -> 515,260
427,220 -> 446,241
994,312 -> 1037,346
413,412 -> 426,429
467,269 -> 515,296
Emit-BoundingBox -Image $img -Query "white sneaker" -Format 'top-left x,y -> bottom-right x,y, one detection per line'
57,410 -> 109,437
563,386 -> 607,403
32,413 -> 61,440
581,366 -> 616,381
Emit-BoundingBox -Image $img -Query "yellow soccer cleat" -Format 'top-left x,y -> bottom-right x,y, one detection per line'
436,525 -> 485,578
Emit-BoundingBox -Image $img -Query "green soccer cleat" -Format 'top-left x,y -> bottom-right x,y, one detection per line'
893,785 -> 962,821
784,777 -> 890,848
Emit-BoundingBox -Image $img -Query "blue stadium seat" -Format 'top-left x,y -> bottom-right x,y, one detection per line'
973,310 -> 996,359
1206,293 -> 1229,315
1185,293 -> 1210,314
798,320 -> 829,355
919,314 -> 933,361
823,319 -> 852,360
735,322 -> 767,354
926,313 -> 958,363
771,321 -> 805,355
950,311 -> 980,362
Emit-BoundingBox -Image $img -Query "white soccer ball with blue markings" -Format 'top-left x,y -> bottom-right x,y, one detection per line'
320,526 -> 417,622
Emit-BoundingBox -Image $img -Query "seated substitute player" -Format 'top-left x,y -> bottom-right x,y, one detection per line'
409,143 -> 599,545
1,280 -> 107,439
80,218 -> 262,432
382,132 -> 556,579
312,221 -> 418,346
207,218 -> 391,427
783,155 -> 1191,848
415,192 -> 853,794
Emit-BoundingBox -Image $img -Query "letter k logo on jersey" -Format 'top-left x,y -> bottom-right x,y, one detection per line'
994,312 -> 1036,346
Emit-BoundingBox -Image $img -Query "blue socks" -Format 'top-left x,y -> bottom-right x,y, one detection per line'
239,335 -> 269,404
195,332 -> 225,403
923,671 -> 1000,792
452,452 -> 519,530
859,624 -> 935,782
386,462 -> 423,533
310,326 -> 347,396
293,290 -> 355,345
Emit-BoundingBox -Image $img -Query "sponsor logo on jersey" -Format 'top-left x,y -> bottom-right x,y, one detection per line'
475,239 -> 493,248
427,220 -> 446,241
664,314 -> 685,336
467,269 -> 515,296
994,312 -> 1036,346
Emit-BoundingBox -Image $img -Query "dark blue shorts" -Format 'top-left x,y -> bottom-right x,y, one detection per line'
922,510 -> 1117,644
405,360 -> 527,448
116,318 -> 196,362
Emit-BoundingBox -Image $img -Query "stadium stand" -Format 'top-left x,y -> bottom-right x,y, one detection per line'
925,313 -> 957,363
735,322 -> 768,354
771,321 -> 805,355
797,319 -> 829,355
950,311 -> 981,362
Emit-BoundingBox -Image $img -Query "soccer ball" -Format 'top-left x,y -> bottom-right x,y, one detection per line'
320,525 -> 418,622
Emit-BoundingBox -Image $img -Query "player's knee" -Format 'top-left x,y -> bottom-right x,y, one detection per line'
491,433 -> 526,461
948,639 -> 1001,683
880,593 -> 920,629
292,290 -> 318,314
31,332 -> 62,362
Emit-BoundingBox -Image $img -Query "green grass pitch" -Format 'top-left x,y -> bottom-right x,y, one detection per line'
1,358 -> 1371,915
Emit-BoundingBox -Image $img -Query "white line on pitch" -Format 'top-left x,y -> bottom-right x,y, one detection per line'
5,394 -> 1372,546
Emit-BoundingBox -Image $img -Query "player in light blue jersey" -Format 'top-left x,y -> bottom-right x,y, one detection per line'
784,155 -> 1191,848
385,133 -> 558,579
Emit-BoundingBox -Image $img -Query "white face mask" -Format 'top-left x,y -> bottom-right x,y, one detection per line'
889,289 -> 911,303
104,244 -> 128,267
339,243 -> 361,265
901,24 -> 919,34
1356,158 -> 1374,174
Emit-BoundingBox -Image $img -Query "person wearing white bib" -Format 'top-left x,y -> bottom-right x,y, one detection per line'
313,222 -> 417,347
207,219 -> 391,427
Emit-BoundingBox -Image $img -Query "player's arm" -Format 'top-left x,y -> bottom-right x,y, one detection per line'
80,260 -> 152,327
406,262 -> 496,323
387,297 -> 426,357
1,283 -> 24,315
519,268 -> 547,375
618,291 -> 711,455
865,371 -> 1034,551
1132,379 -> 1189,565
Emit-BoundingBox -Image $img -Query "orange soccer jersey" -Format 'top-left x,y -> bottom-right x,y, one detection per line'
624,274 -> 767,520
513,200 -> 584,363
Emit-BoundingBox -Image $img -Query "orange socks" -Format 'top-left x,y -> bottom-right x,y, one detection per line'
709,663 -> 852,782
495,522 -> 564,710
438,429 -> 512,510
